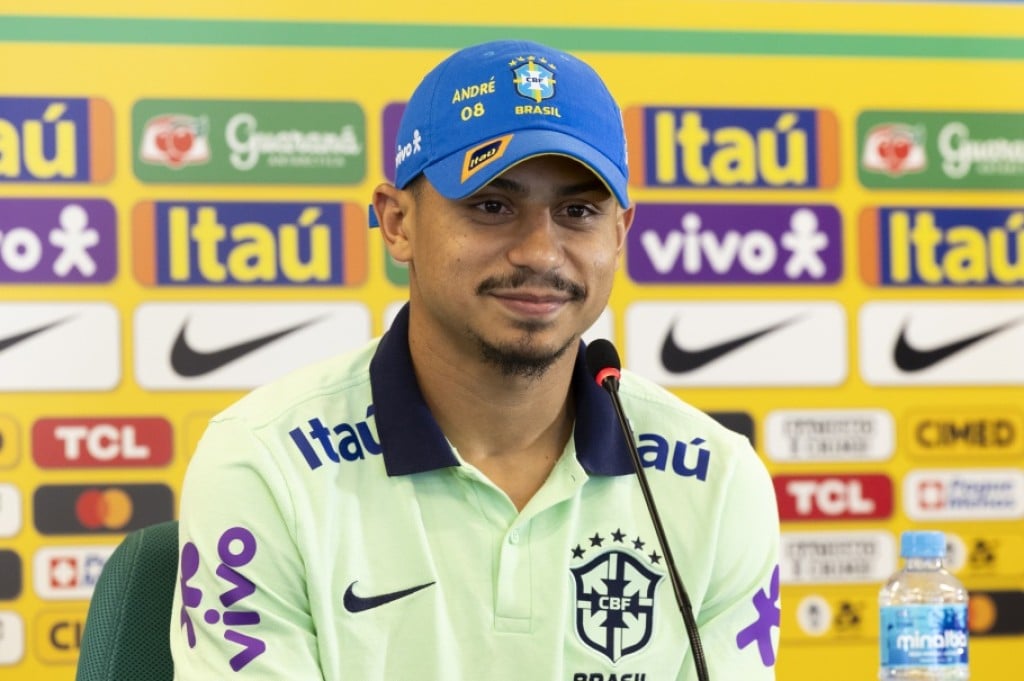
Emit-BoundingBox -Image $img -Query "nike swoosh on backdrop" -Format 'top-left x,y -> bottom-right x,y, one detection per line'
343,580 -> 435,613
170,317 -> 321,377
661,317 -> 799,373
893,316 -> 1024,372
0,318 -> 68,354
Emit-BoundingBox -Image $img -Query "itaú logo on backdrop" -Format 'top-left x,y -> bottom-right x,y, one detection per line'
625,106 -> 838,189
132,200 -> 367,286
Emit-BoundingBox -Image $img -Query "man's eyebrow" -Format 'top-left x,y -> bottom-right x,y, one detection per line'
557,179 -> 609,198
482,177 -> 610,197
485,177 -> 527,195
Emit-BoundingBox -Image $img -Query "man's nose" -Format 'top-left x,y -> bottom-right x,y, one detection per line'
506,210 -> 564,271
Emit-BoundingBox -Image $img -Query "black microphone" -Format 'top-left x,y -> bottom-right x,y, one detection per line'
585,339 -> 710,681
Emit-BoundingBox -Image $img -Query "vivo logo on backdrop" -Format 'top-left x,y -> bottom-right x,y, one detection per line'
628,203 -> 842,284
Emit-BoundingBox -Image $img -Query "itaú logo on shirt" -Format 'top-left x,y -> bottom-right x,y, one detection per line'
287,406 -> 381,470
637,433 -> 711,482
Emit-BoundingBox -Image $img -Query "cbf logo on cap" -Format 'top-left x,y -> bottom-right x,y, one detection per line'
393,40 -> 630,207
513,56 -> 556,102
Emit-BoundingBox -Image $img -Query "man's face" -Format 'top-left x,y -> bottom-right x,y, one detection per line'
384,155 -> 633,378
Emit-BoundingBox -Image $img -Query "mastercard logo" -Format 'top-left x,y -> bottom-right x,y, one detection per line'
75,488 -> 134,530
968,593 -> 998,633
33,484 -> 174,535
967,590 -> 1024,636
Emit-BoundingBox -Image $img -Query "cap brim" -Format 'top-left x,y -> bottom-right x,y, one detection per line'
422,129 -> 630,208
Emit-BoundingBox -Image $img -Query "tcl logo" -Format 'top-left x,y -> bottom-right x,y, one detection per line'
32,417 -> 172,468
774,474 -> 893,521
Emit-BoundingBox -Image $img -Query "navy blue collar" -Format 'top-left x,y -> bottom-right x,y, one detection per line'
369,304 -> 633,477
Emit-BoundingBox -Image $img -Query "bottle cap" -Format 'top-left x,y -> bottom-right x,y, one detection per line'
900,530 -> 946,558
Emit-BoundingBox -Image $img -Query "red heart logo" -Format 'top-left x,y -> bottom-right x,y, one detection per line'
172,126 -> 194,154
893,138 -> 910,160
155,129 -> 171,152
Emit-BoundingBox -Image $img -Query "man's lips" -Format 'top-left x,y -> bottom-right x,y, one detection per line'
490,290 -> 571,314
491,289 -> 571,303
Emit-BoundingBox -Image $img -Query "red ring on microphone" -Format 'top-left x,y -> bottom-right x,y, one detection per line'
594,366 -> 621,386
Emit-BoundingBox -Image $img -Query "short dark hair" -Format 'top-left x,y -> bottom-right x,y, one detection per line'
405,174 -> 426,199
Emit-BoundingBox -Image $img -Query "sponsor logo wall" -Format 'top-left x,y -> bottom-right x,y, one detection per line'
0,4 -> 1022,681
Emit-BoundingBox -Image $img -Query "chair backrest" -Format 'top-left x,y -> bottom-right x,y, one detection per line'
76,520 -> 179,681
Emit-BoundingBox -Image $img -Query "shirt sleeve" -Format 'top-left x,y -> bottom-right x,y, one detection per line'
679,438 -> 781,680
170,415 -> 326,680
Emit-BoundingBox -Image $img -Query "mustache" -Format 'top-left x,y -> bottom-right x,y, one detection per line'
476,268 -> 586,300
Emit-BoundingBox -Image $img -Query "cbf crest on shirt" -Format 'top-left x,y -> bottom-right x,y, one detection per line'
570,526 -> 664,664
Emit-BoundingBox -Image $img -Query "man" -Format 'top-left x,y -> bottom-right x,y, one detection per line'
170,39 -> 780,680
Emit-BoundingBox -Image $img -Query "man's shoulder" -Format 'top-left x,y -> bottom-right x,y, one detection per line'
616,368 -> 758,474
214,336 -> 380,429
618,369 -> 736,438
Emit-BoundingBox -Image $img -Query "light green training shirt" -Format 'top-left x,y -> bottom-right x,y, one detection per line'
171,305 -> 780,680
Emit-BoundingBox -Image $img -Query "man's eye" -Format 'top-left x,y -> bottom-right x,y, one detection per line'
477,200 -> 505,214
565,204 -> 592,219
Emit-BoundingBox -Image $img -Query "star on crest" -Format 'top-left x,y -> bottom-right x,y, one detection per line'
568,528 -> 664,568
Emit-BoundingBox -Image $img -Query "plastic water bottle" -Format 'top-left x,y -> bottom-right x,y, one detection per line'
879,530 -> 969,680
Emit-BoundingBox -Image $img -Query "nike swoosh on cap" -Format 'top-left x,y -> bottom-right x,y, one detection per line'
0,318 -> 68,354
661,317 -> 799,373
893,316 -> 1024,372
343,580 -> 435,613
170,317 -> 320,377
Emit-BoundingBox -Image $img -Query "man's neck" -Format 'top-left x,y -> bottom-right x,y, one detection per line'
408,327 -> 578,510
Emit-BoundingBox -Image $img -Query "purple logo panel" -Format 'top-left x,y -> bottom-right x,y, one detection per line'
627,203 -> 842,284
381,103 -> 406,183
0,198 -> 117,283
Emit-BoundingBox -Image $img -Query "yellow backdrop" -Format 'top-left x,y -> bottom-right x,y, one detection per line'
1,2 -> 1022,679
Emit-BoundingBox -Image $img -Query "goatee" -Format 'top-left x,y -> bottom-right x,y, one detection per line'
475,326 -> 576,379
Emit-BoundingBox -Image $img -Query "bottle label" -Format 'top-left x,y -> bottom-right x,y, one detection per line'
880,603 -> 969,668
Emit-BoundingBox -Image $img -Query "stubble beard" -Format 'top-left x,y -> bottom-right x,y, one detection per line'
472,268 -> 587,379
473,322 -> 577,379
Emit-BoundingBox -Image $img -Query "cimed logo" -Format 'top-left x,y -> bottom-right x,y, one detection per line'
511,56 -> 556,103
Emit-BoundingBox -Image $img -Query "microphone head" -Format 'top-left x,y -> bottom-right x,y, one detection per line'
585,338 -> 621,387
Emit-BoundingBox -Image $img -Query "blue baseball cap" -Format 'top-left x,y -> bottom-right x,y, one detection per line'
392,39 -> 630,208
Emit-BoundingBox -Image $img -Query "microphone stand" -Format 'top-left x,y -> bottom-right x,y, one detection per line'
599,372 -> 710,681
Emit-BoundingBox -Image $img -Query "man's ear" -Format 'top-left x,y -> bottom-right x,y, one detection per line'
616,204 -> 635,254
373,183 -> 414,263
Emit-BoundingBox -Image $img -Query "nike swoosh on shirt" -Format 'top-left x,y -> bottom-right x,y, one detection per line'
0,318 -> 68,354
661,317 -> 799,373
893,316 -> 1024,372
170,317 -> 320,377
342,580 -> 435,613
